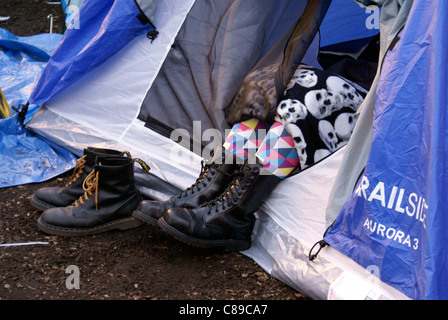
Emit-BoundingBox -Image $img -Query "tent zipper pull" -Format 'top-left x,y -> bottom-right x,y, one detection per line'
309,240 -> 328,261
147,30 -> 159,43
309,221 -> 335,261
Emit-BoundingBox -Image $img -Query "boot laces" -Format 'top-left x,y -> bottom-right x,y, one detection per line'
74,169 -> 100,211
177,160 -> 230,199
71,157 -> 149,211
66,155 -> 87,186
205,164 -> 259,213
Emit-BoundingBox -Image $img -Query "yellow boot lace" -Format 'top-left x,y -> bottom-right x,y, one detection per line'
72,157 -> 150,211
67,155 -> 87,186
74,169 -> 100,211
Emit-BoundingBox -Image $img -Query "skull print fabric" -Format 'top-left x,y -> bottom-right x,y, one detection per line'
275,65 -> 366,170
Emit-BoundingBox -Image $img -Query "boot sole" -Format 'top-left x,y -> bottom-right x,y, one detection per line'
30,195 -> 56,211
132,209 -> 159,226
37,216 -> 143,236
158,217 -> 251,251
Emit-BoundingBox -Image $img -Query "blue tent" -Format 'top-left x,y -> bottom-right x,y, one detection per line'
29,0 -> 157,106
324,0 -> 448,300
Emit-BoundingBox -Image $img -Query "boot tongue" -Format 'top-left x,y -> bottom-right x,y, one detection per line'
83,149 -> 99,167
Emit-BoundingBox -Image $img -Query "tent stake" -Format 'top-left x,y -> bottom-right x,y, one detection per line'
47,14 -> 53,34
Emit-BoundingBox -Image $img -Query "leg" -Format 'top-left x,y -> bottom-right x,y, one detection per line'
157,65 -> 366,250
223,118 -> 270,163
157,120 -> 300,250
132,118 -> 269,227
255,121 -> 300,179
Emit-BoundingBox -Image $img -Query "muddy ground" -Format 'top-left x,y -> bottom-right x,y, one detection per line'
0,1 -> 307,302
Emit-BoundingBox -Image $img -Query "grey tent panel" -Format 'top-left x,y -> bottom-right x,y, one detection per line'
138,0 -> 312,142
135,0 -> 158,24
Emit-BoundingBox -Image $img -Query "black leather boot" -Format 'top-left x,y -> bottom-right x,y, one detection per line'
158,162 -> 281,251
30,147 -> 131,211
37,157 -> 144,236
132,154 -> 238,226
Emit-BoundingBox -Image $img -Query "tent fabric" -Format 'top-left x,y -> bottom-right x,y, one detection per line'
26,0 -> 203,194
243,145 -> 409,300
138,0 -> 314,140
324,0 -> 448,300
225,1 -> 332,127
135,0 -> 159,23
34,0 -> 196,145
29,0 -> 157,106
319,0 -> 380,48
324,0 -> 414,228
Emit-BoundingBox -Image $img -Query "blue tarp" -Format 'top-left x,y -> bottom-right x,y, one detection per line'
0,114 -> 77,188
29,0 -> 156,106
0,28 -> 77,188
324,0 -> 448,300
0,28 -> 61,121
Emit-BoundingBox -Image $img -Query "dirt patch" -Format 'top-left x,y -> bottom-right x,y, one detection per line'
0,1 -> 307,301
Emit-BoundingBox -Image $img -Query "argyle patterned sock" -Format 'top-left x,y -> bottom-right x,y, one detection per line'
255,122 -> 300,179
223,119 -> 270,162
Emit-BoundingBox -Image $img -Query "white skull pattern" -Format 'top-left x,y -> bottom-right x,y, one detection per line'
334,112 -> 356,141
285,123 -> 308,166
318,120 -> 338,152
287,68 -> 318,90
304,89 -> 341,120
275,99 -> 308,125
326,76 -> 363,110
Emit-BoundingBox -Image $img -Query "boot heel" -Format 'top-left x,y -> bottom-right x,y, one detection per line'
132,209 -> 159,226
158,217 -> 251,251
115,217 -> 144,230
